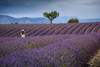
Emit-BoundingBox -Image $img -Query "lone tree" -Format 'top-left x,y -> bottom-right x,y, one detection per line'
15,22 -> 18,24
68,18 -> 79,23
43,11 -> 59,24
11,23 -> 13,24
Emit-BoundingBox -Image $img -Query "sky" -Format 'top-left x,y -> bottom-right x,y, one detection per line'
0,0 -> 100,19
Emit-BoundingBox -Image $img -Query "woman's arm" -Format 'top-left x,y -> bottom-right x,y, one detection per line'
20,33 -> 22,35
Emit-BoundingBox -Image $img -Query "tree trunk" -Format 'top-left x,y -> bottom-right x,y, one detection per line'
50,20 -> 52,24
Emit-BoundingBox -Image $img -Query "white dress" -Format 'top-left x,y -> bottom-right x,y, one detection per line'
21,33 -> 25,37
22,35 -> 25,37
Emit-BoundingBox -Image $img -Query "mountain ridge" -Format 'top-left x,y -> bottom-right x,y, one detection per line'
0,15 -> 100,24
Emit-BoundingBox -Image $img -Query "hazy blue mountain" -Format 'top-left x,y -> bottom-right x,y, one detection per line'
0,15 -> 100,24
0,15 -> 17,24
0,15 -> 49,24
79,18 -> 100,22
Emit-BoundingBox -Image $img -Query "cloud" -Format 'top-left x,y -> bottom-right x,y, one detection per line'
0,0 -> 100,19
44,0 -> 100,18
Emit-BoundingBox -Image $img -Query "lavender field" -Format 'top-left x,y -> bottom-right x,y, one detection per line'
0,22 -> 100,67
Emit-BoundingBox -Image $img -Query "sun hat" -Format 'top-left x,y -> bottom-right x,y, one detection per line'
21,29 -> 24,31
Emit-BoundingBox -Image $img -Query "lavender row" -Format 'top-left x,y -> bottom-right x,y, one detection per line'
91,24 -> 100,33
10,26 -> 34,37
27,24 -> 45,36
0,23 -> 100,37
85,24 -> 97,34
38,24 -> 57,36
60,23 -> 75,34
78,23 -> 92,34
0,24 -> 30,37
14,25 -> 38,37
45,24 -> 62,35
72,24 -> 86,34
53,24 -> 69,35
30,24 -> 50,36
0,33 -> 100,67
66,23 -> 80,34
0,34 -> 71,57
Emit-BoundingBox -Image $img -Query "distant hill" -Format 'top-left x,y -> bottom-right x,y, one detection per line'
0,15 -> 49,24
0,15 -> 100,24
79,18 -> 100,22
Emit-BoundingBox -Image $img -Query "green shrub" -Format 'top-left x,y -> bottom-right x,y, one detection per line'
68,18 -> 79,23
11,23 -> 13,24
15,22 -> 18,24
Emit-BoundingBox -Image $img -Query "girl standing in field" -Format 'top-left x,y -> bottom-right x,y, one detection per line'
21,29 -> 26,37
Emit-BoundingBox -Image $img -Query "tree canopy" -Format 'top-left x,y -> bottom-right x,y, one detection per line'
68,18 -> 79,23
43,11 -> 59,24
15,22 -> 18,24
11,23 -> 13,24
